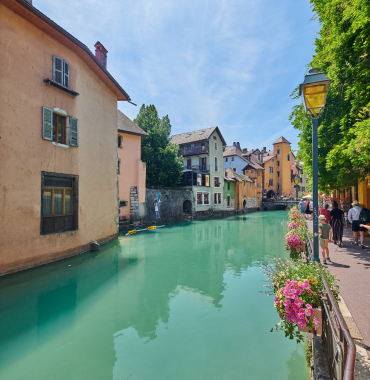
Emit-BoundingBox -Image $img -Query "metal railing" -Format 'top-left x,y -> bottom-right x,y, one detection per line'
178,146 -> 209,156
183,164 -> 210,171
304,233 -> 356,380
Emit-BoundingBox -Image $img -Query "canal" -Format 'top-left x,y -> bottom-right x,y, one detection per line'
0,211 -> 309,380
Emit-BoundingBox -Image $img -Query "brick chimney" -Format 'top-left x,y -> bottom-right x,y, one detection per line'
94,41 -> 108,69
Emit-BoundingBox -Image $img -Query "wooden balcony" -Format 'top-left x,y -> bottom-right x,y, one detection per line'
178,146 -> 209,157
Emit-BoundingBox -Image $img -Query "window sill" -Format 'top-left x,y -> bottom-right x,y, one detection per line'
52,142 -> 69,148
43,78 -> 79,97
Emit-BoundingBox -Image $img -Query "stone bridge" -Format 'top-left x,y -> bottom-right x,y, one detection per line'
261,200 -> 299,211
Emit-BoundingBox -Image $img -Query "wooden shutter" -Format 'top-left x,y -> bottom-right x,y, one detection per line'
69,117 -> 78,147
53,56 -> 63,84
42,106 -> 53,141
63,60 -> 69,88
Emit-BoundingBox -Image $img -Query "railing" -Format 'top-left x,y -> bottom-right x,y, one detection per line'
304,233 -> 356,380
183,164 -> 210,171
178,146 -> 209,156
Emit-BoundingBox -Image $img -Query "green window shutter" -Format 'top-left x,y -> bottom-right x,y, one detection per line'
63,60 -> 69,88
69,117 -> 78,147
42,106 -> 53,141
53,56 -> 63,85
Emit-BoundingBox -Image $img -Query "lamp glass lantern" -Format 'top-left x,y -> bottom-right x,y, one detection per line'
294,175 -> 300,185
299,68 -> 331,118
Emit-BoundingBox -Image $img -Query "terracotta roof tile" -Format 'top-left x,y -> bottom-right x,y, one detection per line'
273,136 -> 291,144
170,127 -> 226,146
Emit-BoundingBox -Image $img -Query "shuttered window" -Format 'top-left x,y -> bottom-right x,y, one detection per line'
42,107 -> 78,146
53,55 -> 70,88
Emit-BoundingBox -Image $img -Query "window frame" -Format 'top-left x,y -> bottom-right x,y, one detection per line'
277,161 -> 280,167
277,149 -> 280,154
214,176 -> 221,188
277,171 -> 280,178
225,157 -> 228,162
215,157 -> 219,172
269,166 -> 273,174
269,178 -> 274,186
214,192 -> 222,205
215,142 -> 218,150
53,113 -> 67,144
287,154 -> 290,161
40,172 -> 78,235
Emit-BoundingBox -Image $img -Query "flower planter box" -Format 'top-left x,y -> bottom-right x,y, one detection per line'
298,308 -> 322,335
301,242 -> 306,253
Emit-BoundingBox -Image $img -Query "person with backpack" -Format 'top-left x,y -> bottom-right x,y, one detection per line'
348,201 -> 366,249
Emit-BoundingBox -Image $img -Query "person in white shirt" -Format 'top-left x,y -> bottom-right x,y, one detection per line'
309,200 -> 313,220
348,200 -> 366,248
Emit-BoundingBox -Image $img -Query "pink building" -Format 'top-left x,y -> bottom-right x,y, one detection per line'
117,110 -> 148,221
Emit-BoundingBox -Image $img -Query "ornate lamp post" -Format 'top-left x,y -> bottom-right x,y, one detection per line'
294,175 -> 300,200
299,68 -> 331,261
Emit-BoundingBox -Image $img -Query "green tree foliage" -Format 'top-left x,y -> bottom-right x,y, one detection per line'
134,104 -> 183,187
290,0 -> 370,191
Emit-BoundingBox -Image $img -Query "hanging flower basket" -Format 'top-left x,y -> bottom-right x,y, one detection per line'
298,308 -> 322,335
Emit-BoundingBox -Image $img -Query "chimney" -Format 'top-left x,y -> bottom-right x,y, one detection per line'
243,148 -> 248,154
236,142 -> 241,151
94,41 -> 108,69
263,147 -> 266,153
233,142 -> 236,146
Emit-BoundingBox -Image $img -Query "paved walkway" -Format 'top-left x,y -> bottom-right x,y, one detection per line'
307,219 -> 370,364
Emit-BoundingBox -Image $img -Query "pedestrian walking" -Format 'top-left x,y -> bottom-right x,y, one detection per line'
319,214 -> 332,264
154,201 -> 159,219
330,201 -> 344,247
299,199 -> 306,215
305,199 -> 311,219
319,204 -> 330,224
348,200 -> 366,248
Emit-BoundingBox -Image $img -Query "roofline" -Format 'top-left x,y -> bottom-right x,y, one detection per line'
208,127 -> 227,146
241,163 -> 265,171
264,155 -> 277,163
118,129 -> 148,138
6,0 -> 131,101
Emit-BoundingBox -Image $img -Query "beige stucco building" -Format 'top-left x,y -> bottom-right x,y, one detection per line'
0,0 -> 131,276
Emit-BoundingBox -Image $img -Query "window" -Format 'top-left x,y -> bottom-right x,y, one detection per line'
269,179 -> 273,186
197,192 -> 203,205
300,178 -> 302,183
214,193 -> 222,205
118,135 -> 123,148
277,161 -> 280,167
197,173 -> 202,186
214,177 -> 220,187
251,170 -> 254,173
272,159 -> 274,162
227,182 -> 230,190
231,156 -> 234,161
269,166 -> 273,174
213,135 -> 217,140
227,195 -> 231,207
233,167 -> 236,171
205,175 -> 210,187
120,200 -> 128,207
215,142 -> 218,150
301,187 -> 305,192
42,107 -> 78,146
53,56 -> 69,87
215,157 -> 219,172
41,173 -> 77,235
277,183 -> 280,190
287,154 -> 290,161
204,193 -> 210,205
117,158 -> 121,174
277,171 -> 280,178
225,157 -> 228,162
277,149 -> 280,154
245,170 -> 249,173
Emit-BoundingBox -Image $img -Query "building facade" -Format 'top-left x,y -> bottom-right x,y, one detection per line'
0,0 -> 131,276
117,110 -> 148,221
171,127 -> 226,213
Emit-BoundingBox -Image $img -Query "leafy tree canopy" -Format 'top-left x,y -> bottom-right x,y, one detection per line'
134,104 -> 183,187
290,0 -> 370,192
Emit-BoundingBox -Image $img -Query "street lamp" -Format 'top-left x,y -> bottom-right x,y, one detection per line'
299,68 -> 331,262
294,175 -> 300,200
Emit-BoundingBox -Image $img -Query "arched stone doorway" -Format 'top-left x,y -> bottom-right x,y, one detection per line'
243,199 -> 247,209
267,190 -> 275,199
183,200 -> 192,215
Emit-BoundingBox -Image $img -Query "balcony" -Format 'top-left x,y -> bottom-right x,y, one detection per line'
178,146 -> 209,157
184,164 -> 210,172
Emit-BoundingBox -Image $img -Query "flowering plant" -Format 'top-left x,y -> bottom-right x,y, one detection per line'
274,279 -> 320,331
285,232 -> 304,251
261,258 -> 339,342
289,221 -> 304,230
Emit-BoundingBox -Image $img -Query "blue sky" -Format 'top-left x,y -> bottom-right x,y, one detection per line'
36,0 -> 319,152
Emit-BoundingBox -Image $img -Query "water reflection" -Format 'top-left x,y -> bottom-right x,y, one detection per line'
0,211 -> 307,380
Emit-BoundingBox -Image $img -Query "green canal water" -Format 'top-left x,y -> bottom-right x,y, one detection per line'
0,211 -> 309,380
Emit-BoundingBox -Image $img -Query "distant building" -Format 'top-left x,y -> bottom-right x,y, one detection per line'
117,110 -> 148,221
170,127 -> 226,213
0,0 -> 131,276
224,168 -> 256,210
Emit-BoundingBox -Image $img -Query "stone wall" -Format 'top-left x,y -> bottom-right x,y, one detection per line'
245,197 -> 256,209
145,188 -> 195,222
